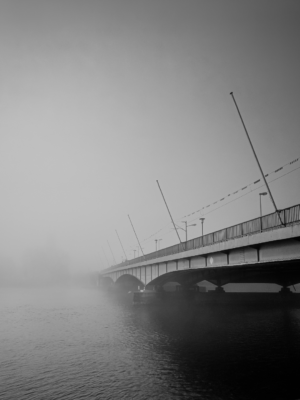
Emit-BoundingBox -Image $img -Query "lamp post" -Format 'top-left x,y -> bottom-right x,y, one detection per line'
155,239 -> 162,251
199,218 -> 205,236
180,221 -> 197,242
171,223 -> 196,242
259,192 -> 268,231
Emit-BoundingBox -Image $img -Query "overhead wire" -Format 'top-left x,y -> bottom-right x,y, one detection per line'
121,158 -> 300,256
188,164 -> 300,223
140,157 -> 300,244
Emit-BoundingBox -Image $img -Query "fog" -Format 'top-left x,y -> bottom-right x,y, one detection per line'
0,0 -> 300,279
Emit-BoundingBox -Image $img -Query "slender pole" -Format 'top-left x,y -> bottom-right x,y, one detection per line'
156,180 -> 184,251
155,239 -> 162,251
115,230 -> 127,261
260,195 -> 263,232
128,214 -> 145,257
260,195 -> 262,219
183,221 -> 187,242
230,92 -> 285,226
107,240 -> 116,265
200,218 -> 205,236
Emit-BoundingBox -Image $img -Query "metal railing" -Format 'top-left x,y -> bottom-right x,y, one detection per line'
102,203 -> 300,273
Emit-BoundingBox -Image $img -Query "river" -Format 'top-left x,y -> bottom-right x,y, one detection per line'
0,286 -> 299,399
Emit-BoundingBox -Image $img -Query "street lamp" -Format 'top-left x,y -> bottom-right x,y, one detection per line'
199,218 -> 205,236
155,239 -> 162,251
181,221 -> 197,241
132,249 -> 136,258
259,192 -> 268,231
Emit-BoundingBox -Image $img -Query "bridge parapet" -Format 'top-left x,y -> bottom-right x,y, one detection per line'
101,203 -> 300,275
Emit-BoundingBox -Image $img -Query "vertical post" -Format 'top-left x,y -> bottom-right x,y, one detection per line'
230,92 -> 285,227
260,195 -> 262,219
200,218 -> 205,237
184,221 -> 187,242
260,195 -> 263,232
259,192 -> 267,232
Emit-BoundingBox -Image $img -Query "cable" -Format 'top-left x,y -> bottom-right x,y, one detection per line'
180,157 -> 299,219
188,165 -> 300,222
141,161 -> 300,243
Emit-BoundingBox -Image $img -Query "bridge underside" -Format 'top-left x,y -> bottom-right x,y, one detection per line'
115,274 -> 144,289
149,259 -> 300,288
101,227 -> 300,290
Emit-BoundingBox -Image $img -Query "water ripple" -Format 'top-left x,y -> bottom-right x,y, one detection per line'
0,287 -> 300,399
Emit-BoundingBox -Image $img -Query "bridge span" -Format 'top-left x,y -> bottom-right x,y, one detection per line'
100,203 -> 300,292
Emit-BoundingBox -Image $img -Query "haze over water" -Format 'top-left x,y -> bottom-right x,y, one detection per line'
0,0 -> 300,272
1,1 -> 300,399
1,285 -> 300,400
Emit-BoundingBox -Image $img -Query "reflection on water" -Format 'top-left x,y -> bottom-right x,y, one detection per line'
0,286 -> 300,399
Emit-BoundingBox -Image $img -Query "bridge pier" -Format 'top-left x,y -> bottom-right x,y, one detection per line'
279,286 -> 292,294
215,286 -> 225,293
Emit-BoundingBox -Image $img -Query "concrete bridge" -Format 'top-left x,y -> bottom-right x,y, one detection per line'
100,203 -> 300,292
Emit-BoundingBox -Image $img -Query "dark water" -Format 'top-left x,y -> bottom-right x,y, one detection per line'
1,286 -> 300,399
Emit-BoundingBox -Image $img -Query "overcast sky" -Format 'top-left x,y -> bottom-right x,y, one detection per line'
0,0 -> 299,271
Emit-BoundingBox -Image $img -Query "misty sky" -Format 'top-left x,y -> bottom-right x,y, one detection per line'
0,0 -> 299,271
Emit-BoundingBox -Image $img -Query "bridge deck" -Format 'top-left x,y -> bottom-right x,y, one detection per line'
101,203 -> 300,274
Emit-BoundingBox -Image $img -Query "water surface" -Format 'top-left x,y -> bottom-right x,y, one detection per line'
1,286 -> 299,399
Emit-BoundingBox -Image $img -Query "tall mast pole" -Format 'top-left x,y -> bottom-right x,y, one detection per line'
128,215 -> 145,257
115,230 -> 127,261
230,92 -> 285,226
156,180 -> 185,251
107,240 -> 116,265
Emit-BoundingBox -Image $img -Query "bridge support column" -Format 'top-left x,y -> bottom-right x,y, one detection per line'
279,286 -> 292,294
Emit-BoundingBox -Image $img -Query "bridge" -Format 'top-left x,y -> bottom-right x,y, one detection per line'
100,202 -> 300,293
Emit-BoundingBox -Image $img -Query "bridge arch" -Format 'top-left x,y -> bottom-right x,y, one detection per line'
115,273 -> 145,290
100,276 -> 114,287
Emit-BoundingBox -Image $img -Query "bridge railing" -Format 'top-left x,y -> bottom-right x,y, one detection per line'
285,204 -> 300,224
102,203 -> 300,273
